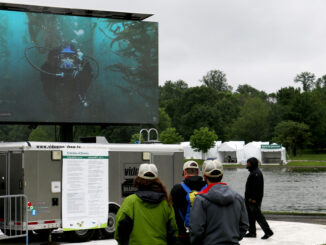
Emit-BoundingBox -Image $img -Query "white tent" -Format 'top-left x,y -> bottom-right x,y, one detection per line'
181,141 -> 222,160
261,143 -> 287,164
238,141 -> 269,164
181,142 -> 202,159
217,141 -> 245,163
206,141 -> 222,159
238,142 -> 287,164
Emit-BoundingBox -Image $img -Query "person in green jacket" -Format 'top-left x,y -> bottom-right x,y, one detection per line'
115,163 -> 178,245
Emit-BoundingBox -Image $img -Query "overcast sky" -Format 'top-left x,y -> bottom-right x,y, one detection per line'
5,0 -> 326,92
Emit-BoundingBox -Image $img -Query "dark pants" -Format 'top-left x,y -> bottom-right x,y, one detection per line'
246,201 -> 272,235
176,235 -> 191,245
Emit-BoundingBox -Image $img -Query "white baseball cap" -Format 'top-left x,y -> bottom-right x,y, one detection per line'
183,160 -> 199,170
202,160 -> 223,177
138,163 -> 158,180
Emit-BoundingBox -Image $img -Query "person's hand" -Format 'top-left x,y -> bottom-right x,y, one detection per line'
251,200 -> 257,204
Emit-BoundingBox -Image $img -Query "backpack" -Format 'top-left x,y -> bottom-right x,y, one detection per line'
178,182 -> 207,228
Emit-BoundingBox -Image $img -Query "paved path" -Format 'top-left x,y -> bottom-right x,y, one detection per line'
61,221 -> 326,245
2,221 -> 326,245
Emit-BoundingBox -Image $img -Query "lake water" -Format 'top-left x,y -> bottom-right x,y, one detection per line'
223,168 -> 326,213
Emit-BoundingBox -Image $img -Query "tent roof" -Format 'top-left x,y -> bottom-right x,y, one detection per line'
218,141 -> 244,152
244,141 -> 269,149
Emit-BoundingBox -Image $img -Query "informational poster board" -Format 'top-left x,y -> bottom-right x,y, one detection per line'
62,149 -> 109,231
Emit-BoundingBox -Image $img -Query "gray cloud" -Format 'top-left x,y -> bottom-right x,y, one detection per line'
7,0 -> 326,92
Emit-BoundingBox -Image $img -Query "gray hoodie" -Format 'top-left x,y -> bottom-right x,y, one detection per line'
189,183 -> 249,245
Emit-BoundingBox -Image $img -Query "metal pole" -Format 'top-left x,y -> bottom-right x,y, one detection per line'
148,128 -> 159,141
139,129 -> 149,144
25,195 -> 28,245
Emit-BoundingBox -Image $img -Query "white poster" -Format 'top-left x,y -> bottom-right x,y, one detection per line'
62,149 -> 109,231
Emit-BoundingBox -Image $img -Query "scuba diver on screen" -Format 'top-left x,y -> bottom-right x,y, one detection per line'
25,43 -> 99,110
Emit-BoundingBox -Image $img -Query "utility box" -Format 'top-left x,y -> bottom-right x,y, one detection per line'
0,142 -> 184,241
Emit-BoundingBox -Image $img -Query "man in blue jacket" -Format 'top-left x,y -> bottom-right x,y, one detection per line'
189,160 -> 249,245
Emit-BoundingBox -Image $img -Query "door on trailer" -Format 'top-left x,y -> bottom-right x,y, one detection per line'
0,151 -> 24,195
0,151 -> 24,233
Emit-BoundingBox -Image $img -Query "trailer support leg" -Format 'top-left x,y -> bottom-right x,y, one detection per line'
48,232 -> 52,243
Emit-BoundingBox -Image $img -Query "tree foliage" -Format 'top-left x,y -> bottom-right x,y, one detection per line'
160,128 -> 184,144
236,84 -> 268,100
294,72 -> 315,92
200,70 -> 233,92
231,98 -> 270,142
29,126 -> 57,141
190,127 -> 218,155
273,121 -> 311,156
157,108 -> 171,133
130,133 -> 144,143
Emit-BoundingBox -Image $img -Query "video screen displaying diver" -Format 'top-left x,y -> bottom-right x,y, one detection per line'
0,8 -> 158,124
25,43 -> 98,110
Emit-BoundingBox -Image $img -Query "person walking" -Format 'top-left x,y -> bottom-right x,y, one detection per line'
190,160 -> 249,245
244,157 -> 274,239
114,163 -> 178,245
171,160 -> 207,245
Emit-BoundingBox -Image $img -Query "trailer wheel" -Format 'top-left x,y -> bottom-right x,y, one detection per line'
66,229 -> 95,243
100,203 -> 120,239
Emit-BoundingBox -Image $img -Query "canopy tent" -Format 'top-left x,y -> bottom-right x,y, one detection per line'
238,142 -> 287,164
217,141 -> 245,163
261,143 -> 287,164
206,141 -> 222,159
238,141 -> 269,164
181,142 -> 202,159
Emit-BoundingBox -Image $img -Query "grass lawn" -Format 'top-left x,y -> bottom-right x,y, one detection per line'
288,153 -> 326,161
287,161 -> 326,167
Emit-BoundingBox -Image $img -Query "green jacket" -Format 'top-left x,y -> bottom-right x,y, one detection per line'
115,190 -> 178,245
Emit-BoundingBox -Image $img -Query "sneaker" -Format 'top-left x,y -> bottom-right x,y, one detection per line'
244,233 -> 257,238
261,231 -> 274,240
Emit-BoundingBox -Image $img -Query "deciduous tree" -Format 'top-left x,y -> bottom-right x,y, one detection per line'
273,121 -> 311,156
200,70 -> 233,92
190,127 -> 218,159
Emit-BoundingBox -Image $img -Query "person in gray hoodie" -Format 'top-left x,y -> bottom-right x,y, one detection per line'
189,160 -> 249,245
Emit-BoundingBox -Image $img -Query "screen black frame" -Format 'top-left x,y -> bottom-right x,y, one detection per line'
0,2 -> 152,20
0,2 -> 158,126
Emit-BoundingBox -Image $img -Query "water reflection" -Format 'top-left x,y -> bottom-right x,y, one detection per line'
223,168 -> 326,212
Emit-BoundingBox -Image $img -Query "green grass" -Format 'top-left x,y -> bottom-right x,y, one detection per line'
287,161 -> 326,166
288,153 -> 326,161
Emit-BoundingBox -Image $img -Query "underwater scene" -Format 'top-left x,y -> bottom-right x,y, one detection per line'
0,10 -> 158,124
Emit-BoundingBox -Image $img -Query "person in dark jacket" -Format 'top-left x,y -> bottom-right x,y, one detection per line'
189,160 -> 249,245
115,163 -> 178,245
244,157 -> 274,240
171,160 -> 206,245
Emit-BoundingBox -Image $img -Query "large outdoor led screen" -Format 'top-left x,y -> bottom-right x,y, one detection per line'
0,6 -> 158,124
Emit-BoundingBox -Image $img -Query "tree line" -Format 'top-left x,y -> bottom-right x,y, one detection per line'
0,69 -> 325,156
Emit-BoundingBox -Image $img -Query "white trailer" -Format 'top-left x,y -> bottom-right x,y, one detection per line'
0,141 -> 184,242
